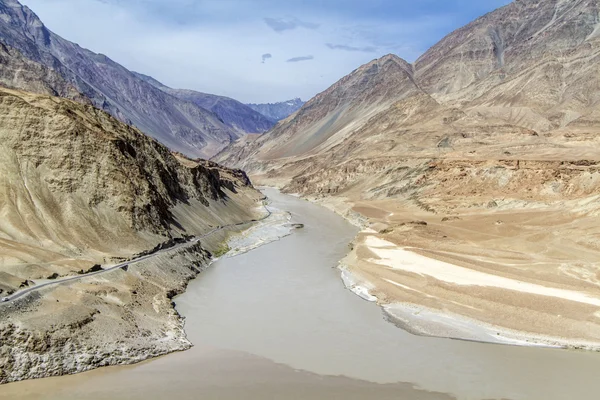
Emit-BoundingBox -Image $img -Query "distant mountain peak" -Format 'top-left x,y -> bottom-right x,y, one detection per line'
132,72 -> 275,134
246,98 -> 305,122
377,53 -> 410,65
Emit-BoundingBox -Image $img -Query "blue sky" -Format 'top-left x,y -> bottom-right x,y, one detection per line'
21,0 -> 511,103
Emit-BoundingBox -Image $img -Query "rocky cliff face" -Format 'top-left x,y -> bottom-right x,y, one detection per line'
0,0 -> 242,158
134,72 -> 275,135
0,86 -> 260,292
246,98 -> 305,122
0,86 -> 264,384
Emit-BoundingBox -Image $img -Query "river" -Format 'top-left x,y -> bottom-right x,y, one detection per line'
1,188 -> 600,400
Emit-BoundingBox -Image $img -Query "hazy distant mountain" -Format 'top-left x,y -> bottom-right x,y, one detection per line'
0,0 -> 240,158
246,98 -> 305,122
134,72 -> 275,135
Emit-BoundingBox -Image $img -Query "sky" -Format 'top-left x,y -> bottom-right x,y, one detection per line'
20,0 -> 512,104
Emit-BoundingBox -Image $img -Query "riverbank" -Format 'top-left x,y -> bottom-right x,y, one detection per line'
0,198 -> 293,385
4,188 -> 600,400
254,179 -> 600,350
339,222 -> 600,350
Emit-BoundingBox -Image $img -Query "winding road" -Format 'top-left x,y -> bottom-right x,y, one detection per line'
1,204 -> 272,306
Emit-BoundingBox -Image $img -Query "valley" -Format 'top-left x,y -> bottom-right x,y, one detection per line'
216,0 -> 600,348
2,189 -> 600,400
0,86 -> 270,383
1,0 -> 600,398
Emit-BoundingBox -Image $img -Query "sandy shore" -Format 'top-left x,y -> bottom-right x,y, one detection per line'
262,183 -> 600,351
335,226 -> 600,350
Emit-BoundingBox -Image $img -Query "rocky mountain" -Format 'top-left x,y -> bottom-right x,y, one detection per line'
218,0 -> 600,182
415,0 -> 600,132
215,0 -> 600,346
0,0 -> 244,158
0,41 -> 90,105
246,98 -> 305,122
0,86 -> 264,383
0,86 -> 259,278
134,72 -> 275,135
217,55 -> 431,163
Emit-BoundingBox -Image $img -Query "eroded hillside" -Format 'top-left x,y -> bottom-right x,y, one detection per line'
0,87 -> 265,383
0,88 -> 261,285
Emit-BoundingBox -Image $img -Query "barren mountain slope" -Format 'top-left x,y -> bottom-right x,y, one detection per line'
214,54 -> 434,166
169,89 -> 275,135
0,42 -> 90,104
416,0 -> 600,97
215,0 -> 600,347
416,0 -> 600,132
0,86 -> 261,292
0,0 -> 239,158
0,86 -> 265,383
133,72 -> 275,135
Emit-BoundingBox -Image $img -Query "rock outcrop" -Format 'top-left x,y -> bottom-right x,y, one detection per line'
0,241 -> 210,384
0,86 -> 264,384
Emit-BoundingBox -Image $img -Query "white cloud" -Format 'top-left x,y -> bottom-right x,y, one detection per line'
326,43 -> 377,52
263,17 -> 319,33
287,55 -> 314,62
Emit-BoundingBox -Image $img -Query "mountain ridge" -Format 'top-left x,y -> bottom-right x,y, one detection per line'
218,0 -> 600,168
132,72 -> 275,135
0,85 -> 265,383
0,0 -> 258,158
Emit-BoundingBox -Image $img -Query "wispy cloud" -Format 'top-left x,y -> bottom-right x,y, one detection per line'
261,53 -> 272,63
287,55 -> 314,63
264,17 -> 319,33
326,43 -> 377,53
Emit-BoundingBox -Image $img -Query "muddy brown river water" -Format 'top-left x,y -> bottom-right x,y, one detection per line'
1,189 -> 600,400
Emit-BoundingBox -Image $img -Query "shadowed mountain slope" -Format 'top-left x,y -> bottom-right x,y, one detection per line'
0,0 -> 245,158
133,72 -> 275,135
0,86 -> 260,289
